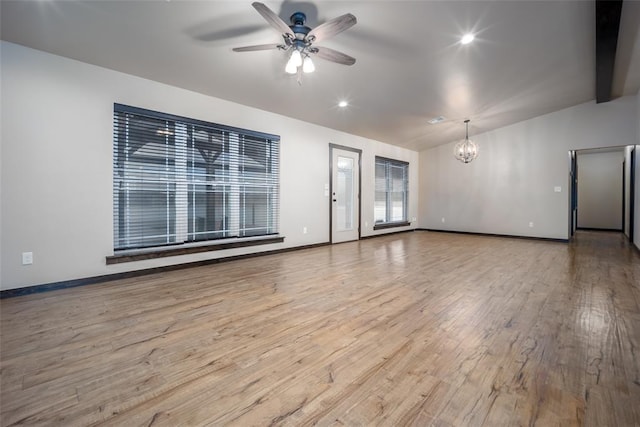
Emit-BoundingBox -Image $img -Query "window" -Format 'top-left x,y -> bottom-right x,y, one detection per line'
113,104 -> 279,251
374,157 -> 408,227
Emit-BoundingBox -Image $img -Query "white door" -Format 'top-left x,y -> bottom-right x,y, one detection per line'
331,146 -> 360,243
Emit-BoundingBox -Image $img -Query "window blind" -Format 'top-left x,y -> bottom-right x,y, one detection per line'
374,157 -> 408,224
113,104 -> 280,251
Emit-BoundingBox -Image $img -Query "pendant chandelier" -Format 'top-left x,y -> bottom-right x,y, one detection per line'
454,119 -> 478,163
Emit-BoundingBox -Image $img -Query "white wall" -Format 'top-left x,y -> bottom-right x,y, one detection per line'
419,95 -> 638,239
576,150 -> 624,230
0,42 -> 419,290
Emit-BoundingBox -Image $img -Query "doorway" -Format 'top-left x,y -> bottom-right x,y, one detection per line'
329,144 -> 361,243
576,148 -> 624,231
568,146 -> 636,241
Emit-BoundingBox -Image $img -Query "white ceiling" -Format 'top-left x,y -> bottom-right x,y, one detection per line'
2,0 -> 639,151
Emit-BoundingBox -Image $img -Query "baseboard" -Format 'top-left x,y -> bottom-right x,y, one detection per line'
0,242 -> 331,299
416,228 -> 569,243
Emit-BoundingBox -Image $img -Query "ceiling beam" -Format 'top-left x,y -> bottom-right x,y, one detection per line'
595,0 -> 623,103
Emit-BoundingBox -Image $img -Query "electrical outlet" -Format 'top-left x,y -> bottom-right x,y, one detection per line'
441,217 -> 446,223
365,221 -> 368,227
22,252 -> 33,265
412,217 -> 416,222
529,222 -> 534,228
303,227 -> 308,234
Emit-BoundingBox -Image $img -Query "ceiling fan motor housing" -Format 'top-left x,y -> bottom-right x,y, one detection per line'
289,12 -> 311,39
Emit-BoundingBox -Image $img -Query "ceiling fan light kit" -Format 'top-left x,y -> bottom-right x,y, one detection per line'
302,56 -> 315,73
454,119 -> 479,164
233,2 -> 356,80
285,58 -> 298,74
285,47 -> 314,75
289,49 -> 302,67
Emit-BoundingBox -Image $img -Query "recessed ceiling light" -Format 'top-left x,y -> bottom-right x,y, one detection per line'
338,100 -> 348,108
461,33 -> 475,45
428,116 -> 446,125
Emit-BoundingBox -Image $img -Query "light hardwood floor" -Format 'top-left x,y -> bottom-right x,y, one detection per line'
1,231 -> 639,426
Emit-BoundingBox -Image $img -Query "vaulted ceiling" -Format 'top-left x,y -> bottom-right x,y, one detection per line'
2,1 -> 639,151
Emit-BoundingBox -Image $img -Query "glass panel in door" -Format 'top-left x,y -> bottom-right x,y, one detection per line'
336,156 -> 354,231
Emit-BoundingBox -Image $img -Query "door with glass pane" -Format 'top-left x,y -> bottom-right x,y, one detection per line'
331,146 -> 360,243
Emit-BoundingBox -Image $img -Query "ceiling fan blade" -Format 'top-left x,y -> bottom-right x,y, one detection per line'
313,47 -> 356,66
232,44 -> 283,52
252,2 -> 294,37
306,13 -> 357,43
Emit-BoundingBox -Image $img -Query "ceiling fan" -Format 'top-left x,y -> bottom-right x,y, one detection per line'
233,2 -> 357,79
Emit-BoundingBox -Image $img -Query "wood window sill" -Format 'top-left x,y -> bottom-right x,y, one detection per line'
106,236 -> 285,264
373,221 -> 411,230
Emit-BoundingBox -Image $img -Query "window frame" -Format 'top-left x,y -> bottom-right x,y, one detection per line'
373,156 -> 410,230
111,104 -> 281,262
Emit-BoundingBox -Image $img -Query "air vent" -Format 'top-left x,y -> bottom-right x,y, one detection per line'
428,116 -> 446,125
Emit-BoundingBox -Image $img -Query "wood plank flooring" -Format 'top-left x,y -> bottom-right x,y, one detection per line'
1,230 -> 639,426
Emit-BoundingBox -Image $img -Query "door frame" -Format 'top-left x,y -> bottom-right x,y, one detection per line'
623,158 -> 627,235
329,143 -> 362,244
630,146 -> 636,243
568,150 -> 577,239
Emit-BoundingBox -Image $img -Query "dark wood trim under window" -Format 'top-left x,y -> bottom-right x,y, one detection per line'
373,221 -> 411,230
106,236 -> 284,264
